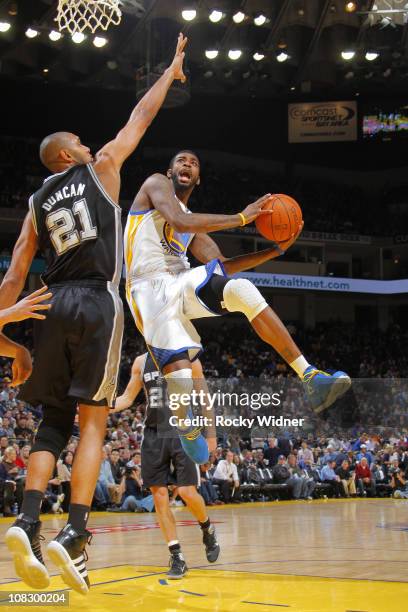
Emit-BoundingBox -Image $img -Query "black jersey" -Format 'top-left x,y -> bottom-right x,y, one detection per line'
29,163 -> 122,286
141,353 -> 172,431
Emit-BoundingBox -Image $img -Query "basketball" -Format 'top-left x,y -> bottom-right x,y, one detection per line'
255,194 -> 303,242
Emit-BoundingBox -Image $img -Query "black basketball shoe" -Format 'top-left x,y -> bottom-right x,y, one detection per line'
46,524 -> 92,595
202,524 -> 220,563
167,551 -> 188,579
5,514 -> 49,589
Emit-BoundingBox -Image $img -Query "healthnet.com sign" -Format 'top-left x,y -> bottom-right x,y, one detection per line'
237,272 -> 408,295
288,101 -> 357,143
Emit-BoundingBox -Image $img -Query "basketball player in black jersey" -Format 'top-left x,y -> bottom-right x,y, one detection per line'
113,352 -> 220,579
0,34 -> 188,595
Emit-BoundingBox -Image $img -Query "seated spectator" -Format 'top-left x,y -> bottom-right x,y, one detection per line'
95,446 -> 122,508
356,444 -> 373,466
199,463 -> 223,506
320,460 -> 344,497
109,448 -> 124,484
15,444 -> 30,471
0,417 -> 14,438
389,460 -> 408,498
272,455 -> 303,500
287,454 -> 315,500
335,459 -> 356,497
355,457 -> 376,497
0,446 -> 23,514
109,466 -> 154,512
264,438 -> 281,467
297,441 -> 314,467
14,416 -> 32,441
212,450 -> 241,503
57,450 -> 73,511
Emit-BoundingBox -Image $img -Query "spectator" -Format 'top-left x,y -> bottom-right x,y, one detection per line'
264,438 -> 281,467
297,441 -> 314,467
356,444 -> 373,466
355,457 -> 376,497
213,450 -> 241,503
95,447 -> 122,508
110,466 -> 154,512
272,455 -> 303,500
335,459 -> 357,497
57,450 -> 73,511
320,460 -> 344,497
199,463 -> 223,506
287,454 -> 315,500
109,448 -> 124,484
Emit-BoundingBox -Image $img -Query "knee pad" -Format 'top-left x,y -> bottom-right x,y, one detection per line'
222,278 -> 268,322
31,404 -> 77,461
164,369 -> 194,413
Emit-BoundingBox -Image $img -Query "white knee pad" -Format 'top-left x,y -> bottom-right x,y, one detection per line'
222,278 -> 268,322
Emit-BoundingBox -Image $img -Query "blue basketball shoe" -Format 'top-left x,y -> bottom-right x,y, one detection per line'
302,366 -> 351,414
178,427 -> 209,464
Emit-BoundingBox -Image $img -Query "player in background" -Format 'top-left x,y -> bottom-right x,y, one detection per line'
0,286 -> 52,384
0,34 -> 188,595
124,150 -> 351,464
112,352 -> 219,578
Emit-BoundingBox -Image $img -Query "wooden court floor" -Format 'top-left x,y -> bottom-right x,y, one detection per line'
0,499 -> 407,612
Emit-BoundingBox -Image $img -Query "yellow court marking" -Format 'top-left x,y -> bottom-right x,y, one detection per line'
0,565 -> 407,612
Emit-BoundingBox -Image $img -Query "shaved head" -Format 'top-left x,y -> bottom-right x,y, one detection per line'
39,132 -> 93,172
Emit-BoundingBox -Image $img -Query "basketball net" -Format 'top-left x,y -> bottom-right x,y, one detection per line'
56,0 -> 122,34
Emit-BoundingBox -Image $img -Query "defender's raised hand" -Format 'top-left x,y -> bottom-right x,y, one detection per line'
0,285 -> 52,326
170,33 -> 188,83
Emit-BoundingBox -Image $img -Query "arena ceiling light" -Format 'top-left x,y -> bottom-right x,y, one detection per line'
365,50 -> 379,61
72,32 -> 85,44
228,49 -> 242,60
0,22 -> 11,32
345,1 -> 357,12
49,30 -> 62,41
205,49 -> 218,59
341,50 -> 355,60
253,52 -> 265,61
209,9 -> 223,23
93,36 -> 107,48
233,11 -> 245,23
276,51 -> 289,62
25,27 -> 39,38
254,14 -> 267,26
181,9 -> 197,21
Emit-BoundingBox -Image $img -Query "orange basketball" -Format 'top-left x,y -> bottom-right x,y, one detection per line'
255,194 -> 303,243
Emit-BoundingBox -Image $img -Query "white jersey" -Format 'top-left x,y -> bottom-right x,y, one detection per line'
124,196 -> 195,285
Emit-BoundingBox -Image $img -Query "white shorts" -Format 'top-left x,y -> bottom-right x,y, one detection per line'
127,259 -> 228,369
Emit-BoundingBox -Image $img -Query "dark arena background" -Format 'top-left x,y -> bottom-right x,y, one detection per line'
0,1 -> 408,611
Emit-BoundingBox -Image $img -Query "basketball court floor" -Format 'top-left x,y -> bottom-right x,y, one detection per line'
0,499 -> 407,611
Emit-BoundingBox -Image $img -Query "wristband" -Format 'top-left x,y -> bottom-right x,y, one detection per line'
238,212 -> 247,226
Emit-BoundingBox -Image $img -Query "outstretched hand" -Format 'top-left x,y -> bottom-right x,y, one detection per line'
169,32 -> 188,82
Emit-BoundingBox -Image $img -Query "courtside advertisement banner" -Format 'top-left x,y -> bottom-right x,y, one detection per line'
288,101 -> 357,143
236,271 -> 408,294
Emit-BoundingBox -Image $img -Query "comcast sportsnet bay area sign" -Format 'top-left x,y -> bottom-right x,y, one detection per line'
288,101 -> 357,143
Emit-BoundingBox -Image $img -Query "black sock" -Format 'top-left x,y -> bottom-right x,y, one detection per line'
68,503 -> 90,533
21,490 -> 44,521
168,542 -> 181,555
199,517 -> 211,531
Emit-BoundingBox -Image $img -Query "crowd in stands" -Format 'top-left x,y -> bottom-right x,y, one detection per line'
1,317 -> 407,516
0,136 -> 407,237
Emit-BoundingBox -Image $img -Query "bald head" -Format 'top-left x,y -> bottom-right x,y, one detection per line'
39,132 -> 92,172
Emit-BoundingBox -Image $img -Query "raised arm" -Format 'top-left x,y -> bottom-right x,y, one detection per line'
112,354 -> 145,412
0,213 -> 39,313
189,222 -> 304,274
143,173 -> 273,234
94,33 -> 187,177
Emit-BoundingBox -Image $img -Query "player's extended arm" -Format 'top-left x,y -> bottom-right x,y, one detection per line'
189,225 -> 303,275
144,174 -> 273,233
0,286 -> 52,327
111,354 -> 145,412
192,359 -> 216,453
95,34 -> 188,174
0,213 -> 38,313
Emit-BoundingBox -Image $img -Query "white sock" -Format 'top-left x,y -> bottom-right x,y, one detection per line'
290,355 -> 311,378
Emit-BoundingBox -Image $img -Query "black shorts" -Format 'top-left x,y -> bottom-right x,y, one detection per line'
141,426 -> 200,488
19,281 -> 123,409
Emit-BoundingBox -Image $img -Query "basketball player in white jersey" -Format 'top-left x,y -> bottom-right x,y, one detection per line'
124,151 -> 351,464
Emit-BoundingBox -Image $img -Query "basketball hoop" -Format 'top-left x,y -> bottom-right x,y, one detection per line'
56,0 -> 122,34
